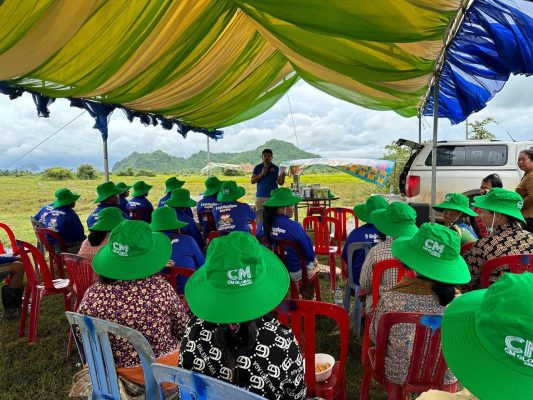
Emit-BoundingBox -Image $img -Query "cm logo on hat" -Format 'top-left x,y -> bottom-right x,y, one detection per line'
227,266 -> 252,286
505,336 -> 533,367
112,242 -> 129,257
423,239 -> 445,258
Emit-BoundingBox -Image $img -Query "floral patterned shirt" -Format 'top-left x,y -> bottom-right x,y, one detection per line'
78,275 -> 188,368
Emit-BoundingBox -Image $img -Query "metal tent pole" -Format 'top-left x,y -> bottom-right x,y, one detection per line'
430,75 -> 440,223
418,113 -> 422,144
103,137 -> 110,182
207,136 -> 211,177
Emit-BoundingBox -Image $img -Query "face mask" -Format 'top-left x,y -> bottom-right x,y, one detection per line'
487,212 -> 497,235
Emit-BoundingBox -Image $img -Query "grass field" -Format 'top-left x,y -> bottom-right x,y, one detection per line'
0,173 -> 388,399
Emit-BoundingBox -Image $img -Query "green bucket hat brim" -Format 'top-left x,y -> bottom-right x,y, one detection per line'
53,193 -> 81,208
94,187 -> 123,203
165,198 -> 197,208
353,203 -> 371,223
116,184 -> 132,194
149,219 -> 188,232
217,186 -> 246,202
471,196 -> 526,223
92,231 -> 171,280
131,184 -> 153,197
203,187 -> 220,197
441,289 -> 528,400
371,209 -> 419,238
185,246 -> 289,323
433,202 -> 478,217
90,216 -> 125,232
164,180 -> 185,194
263,195 -> 302,207
391,236 -> 471,284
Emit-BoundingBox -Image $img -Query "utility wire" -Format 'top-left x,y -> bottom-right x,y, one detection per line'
286,93 -> 299,147
5,111 -> 86,169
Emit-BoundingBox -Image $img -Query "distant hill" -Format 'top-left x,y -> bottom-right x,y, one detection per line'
112,139 -> 320,173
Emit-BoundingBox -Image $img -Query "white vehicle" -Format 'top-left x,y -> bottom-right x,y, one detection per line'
398,139 -> 533,204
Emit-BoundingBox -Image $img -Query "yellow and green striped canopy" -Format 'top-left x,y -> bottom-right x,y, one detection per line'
0,0 -> 463,129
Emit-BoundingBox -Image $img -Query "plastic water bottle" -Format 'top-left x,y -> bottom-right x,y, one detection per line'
334,287 -> 343,307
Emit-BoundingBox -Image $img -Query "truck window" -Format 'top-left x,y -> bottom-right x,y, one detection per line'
425,145 -> 507,166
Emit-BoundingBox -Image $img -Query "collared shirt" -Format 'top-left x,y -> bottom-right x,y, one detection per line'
213,201 -> 256,233
462,222 -> 533,291
118,196 -> 129,214
179,315 -> 306,400
43,206 -> 86,245
164,232 -> 205,294
173,209 -> 204,249
516,169 -> 533,218
126,196 -> 154,223
34,203 -> 54,224
257,214 -> 314,273
78,275 -> 188,368
342,223 -> 380,285
253,162 -> 280,198
87,204 -> 129,229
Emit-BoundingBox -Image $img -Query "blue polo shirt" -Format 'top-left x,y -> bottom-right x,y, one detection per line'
196,194 -> 219,232
173,209 -> 204,249
162,232 -> 205,294
253,162 -> 280,198
213,201 -> 256,233
43,206 -> 86,245
118,196 -> 129,214
256,214 -> 314,273
87,204 -> 129,229
157,194 -> 194,219
342,223 -> 380,285
34,203 -> 54,224
126,196 -> 154,223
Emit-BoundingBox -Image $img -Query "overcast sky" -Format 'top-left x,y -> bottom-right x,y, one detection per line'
1,74 -> 532,171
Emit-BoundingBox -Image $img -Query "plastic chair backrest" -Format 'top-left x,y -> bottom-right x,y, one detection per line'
249,220 -> 257,235
0,222 -> 18,254
273,239 -> 312,281
34,227 -> 67,275
346,242 -> 375,290
159,266 -> 194,291
302,216 -> 342,254
326,207 -> 358,240
16,240 -> 56,291
480,254 -> 533,288
460,241 -> 475,255
373,312 -> 449,392
65,312 -> 158,400
61,254 -> 94,307
151,364 -> 267,400
275,299 -> 349,398
371,259 -> 407,309
198,211 -> 216,233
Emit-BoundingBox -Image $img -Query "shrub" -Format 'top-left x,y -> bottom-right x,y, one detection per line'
76,164 -> 99,180
222,168 -> 246,176
116,167 -> 135,176
135,169 -> 156,177
42,167 -> 74,180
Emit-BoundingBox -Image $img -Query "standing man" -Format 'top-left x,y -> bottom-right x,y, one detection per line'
251,148 -> 285,224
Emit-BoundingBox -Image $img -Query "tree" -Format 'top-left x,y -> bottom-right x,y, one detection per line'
76,164 -> 99,180
380,141 -> 413,193
42,167 -> 74,180
467,117 -> 497,140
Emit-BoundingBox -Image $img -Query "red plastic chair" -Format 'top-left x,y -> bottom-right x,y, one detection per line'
198,211 -> 216,236
16,240 -> 71,344
0,222 -> 18,254
275,299 -> 349,400
326,207 -> 358,241
160,266 -> 195,311
306,200 -> 327,219
360,312 -> 457,400
248,220 -> 257,235
302,216 -> 342,291
206,230 -> 231,248
34,227 -> 67,278
480,254 -> 533,288
273,239 -> 321,301
459,241 -> 475,255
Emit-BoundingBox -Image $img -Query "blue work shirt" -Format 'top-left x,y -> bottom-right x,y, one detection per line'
158,193 -> 194,218
162,232 -> 205,294
126,196 -> 154,223
87,204 -> 129,229
196,194 -> 219,232
257,214 -> 314,273
34,203 -> 54,225
118,196 -> 129,214
172,208 -> 204,249
44,206 -> 86,245
253,162 -> 280,198
213,201 -> 256,233
342,223 -> 380,285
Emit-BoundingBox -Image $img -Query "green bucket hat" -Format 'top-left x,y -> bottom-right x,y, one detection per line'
471,187 -> 526,223
442,273 -> 533,400
391,223 -> 470,284
115,182 -> 132,194
185,231 -> 289,323
203,176 -> 223,197
263,188 -> 302,207
90,207 -> 126,232
164,177 -> 185,194
165,188 -> 197,208
149,207 -> 188,232
131,180 -> 153,197
53,188 -> 81,208
92,220 -> 171,280
94,181 -> 123,203
370,202 -> 418,238
217,180 -> 246,202
433,193 -> 478,217
353,195 -> 389,224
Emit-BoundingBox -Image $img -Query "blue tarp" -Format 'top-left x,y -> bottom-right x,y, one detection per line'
424,0 -> 533,124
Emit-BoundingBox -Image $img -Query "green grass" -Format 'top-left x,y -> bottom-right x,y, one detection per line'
0,173 -> 387,399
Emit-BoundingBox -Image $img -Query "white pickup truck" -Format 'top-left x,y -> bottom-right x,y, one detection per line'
398,139 -> 533,204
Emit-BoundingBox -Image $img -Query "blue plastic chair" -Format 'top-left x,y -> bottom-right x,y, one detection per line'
65,312 -> 159,400
151,363 -> 267,400
344,241 -> 374,337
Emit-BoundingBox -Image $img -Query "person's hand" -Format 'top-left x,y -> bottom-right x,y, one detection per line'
261,163 -> 269,176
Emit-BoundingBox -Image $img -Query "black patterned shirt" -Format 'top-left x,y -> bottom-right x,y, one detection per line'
178,315 -> 306,400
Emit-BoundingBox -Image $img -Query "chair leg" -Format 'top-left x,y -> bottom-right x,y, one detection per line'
329,253 -> 337,292
385,384 -> 406,400
28,288 -> 44,344
354,297 -> 363,339
341,257 -> 348,281
313,277 -> 321,301
359,363 -> 372,400
18,285 -> 31,337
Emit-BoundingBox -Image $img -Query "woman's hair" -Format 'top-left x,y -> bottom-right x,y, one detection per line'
377,231 -> 387,241
432,281 -> 456,306
214,320 -> 259,384
482,173 -> 503,188
263,206 -> 278,244
88,230 -> 108,247
98,275 -> 118,285
520,149 -> 533,161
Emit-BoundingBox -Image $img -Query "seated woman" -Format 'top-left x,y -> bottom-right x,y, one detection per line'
370,223 -> 470,387
257,188 -> 319,283
75,220 -> 188,395
150,207 -> 205,294
212,181 -> 256,233
0,257 -> 24,320
165,188 -> 204,249
77,207 -> 125,260
179,232 -> 306,399
432,193 -> 478,245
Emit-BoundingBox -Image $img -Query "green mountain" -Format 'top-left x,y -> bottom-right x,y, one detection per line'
112,139 -> 320,173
